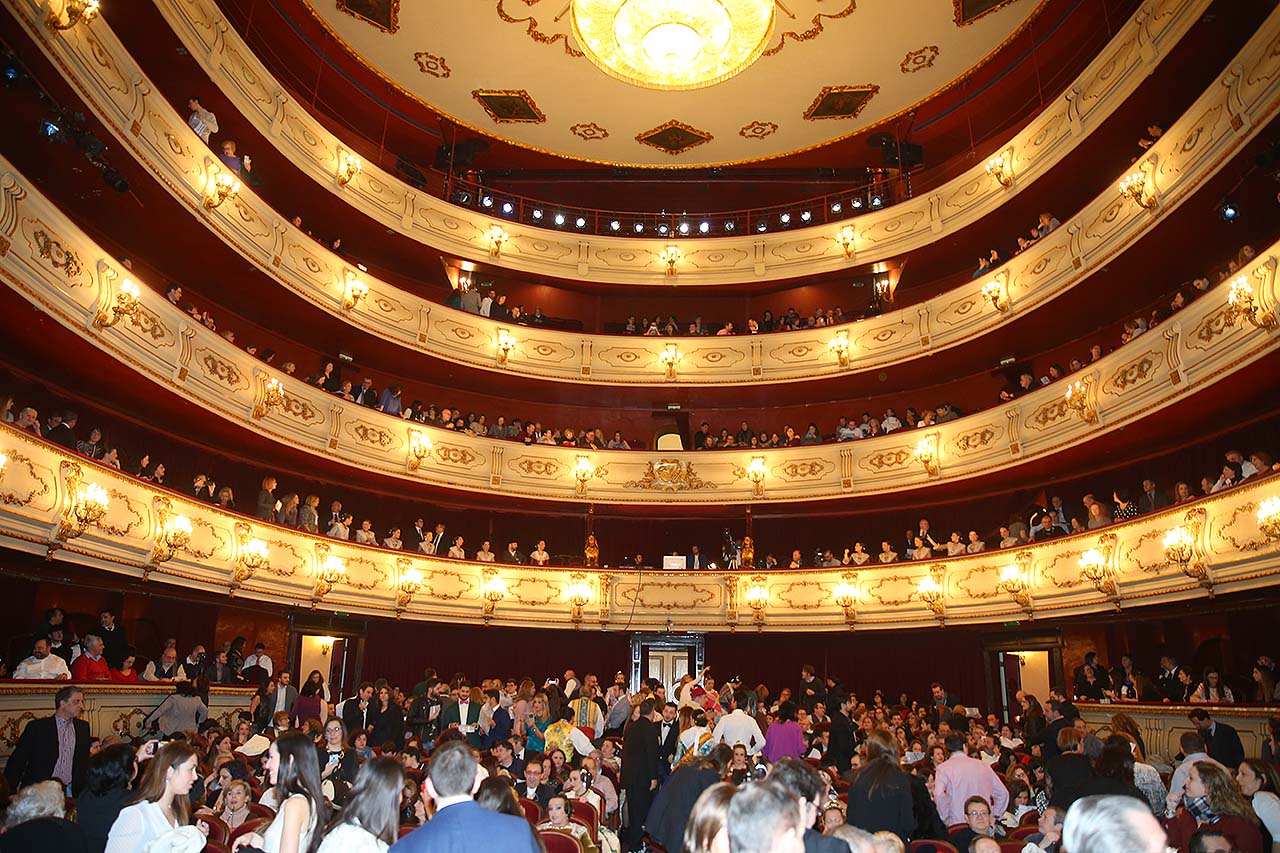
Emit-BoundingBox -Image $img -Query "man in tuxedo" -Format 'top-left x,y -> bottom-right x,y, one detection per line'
328,500 -> 344,529
5,686 -> 91,795
392,740 -> 540,852
686,545 -> 708,570
45,411 -> 77,449
1189,709 -> 1245,768
97,609 -> 128,669
343,682 -> 377,734
407,518 -> 428,552
917,518 -> 943,554
440,685 -> 483,747
351,377 -> 378,407
1138,479 -> 1170,514
1155,655 -> 1181,701
514,756 -> 554,811
501,541 -> 526,564
622,699 -> 663,849
429,523 -> 447,554
826,691 -> 855,773
658,701 -> 679,778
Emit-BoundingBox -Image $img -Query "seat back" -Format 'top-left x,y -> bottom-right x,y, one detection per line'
539,829 -> 585,853
399,824 -> 420,838
195,813 -> 229,844
1019,810 -> 1040,826
1001,842 -> 1029,853
1009,826 -> 1039,841
202,841 -> 231,853
246,803 -> 276,821
519,797 -> 542,824
947,824 -> 969,837
570,798 -> 599,842
911,841 -> 961,853
229,817 -> 272,844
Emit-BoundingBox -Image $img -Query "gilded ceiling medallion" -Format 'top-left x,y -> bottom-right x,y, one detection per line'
761,0 -> 856,57
636,119 -> 714,155
954,0 -> 1020,26
900,45 -> 940,74
803,84 -> 880,121
413,51 -> 450,78
471,89 -> 547,124
570,122 -> 610,141
336,0 -> 399,33
739,120 -> 779,140
570,0 -> 776,91
496,0 -> 585,57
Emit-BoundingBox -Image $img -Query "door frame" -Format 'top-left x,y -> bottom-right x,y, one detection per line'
629,632 -> 705,694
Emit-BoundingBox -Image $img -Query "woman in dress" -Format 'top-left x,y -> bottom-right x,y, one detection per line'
1191,668 -> 1235,704
564,768 -> 621,853
537,793 -> 599,853
674,707 -> 714,767
105,742 -> 200,852
762,702 -> 805,763
298,495 -> 320,533
305,670 -> 331,703
525,691 -> 552,753
232,731 -> 328,853
368,685 -> 404,750
316,756 -> 403,853
291,679 -> 328,727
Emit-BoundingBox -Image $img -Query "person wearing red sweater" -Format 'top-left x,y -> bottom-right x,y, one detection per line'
70,634 -> 110,681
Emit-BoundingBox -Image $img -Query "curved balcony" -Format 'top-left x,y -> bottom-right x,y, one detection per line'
14,0 -> 1213,286
1,423 -> 1276,631
12,3 -> 1280,388
2,152 -> 1278,504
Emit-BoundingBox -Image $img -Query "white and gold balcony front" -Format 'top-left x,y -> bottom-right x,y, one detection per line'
12,1 -> 1280,387
9,0 -> 1219,290
1,423 -> 1278,631
1,152 -> 1279,505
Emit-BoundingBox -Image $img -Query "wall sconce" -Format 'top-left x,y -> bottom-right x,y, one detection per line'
1259,496 -> 1280,541
252,377 -> 285,420
1226,276 -> 1276,330
396,562 -> 423,613
336,151 -> 362,187
917,571 -> 945,623
55,480 -> 109,541
836,225 -> 857,259
46,0 -> 99,30
832,574 -> 857,627
232,522 -> 270,593
574,455 -> 597,497
342,276 -> 368,311
487,224 -> 509,258
660,245 -> 682,278
1078,542 -> 1119,602
1164,510 -> 1212,591
481,566 -> 506,622
1064,378 -> 1098,425
744,576 -> 769,627
567,572 -> 593,626
914,434 -> 939,477
1118,171 -> 1155,210
203,169 -> 241,210
496,329 -> 516,365
999,554 -> 1033,615
874,278 -> 893,305
982,278 -> 1009,313
407,432 -> 433,472
318,636 -> 334,656
746,456 -> 766,499
828,330 -> 851,367
314,554 -> 346,601
659,342 -> 681,381
92,279 -> 141,330
985,155 -> 1013,188
150,507 -> 192,566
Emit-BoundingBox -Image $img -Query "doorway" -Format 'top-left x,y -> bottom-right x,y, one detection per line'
630,632 -> 705,695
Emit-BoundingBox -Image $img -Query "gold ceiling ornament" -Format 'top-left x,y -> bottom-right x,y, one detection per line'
954,0 -> 1021,27
803,84 -> 880,121
496,0 -> 586,57
738,120 -> 778,140
412,51 -> 450,78
761,0 -> 856,57
471,90 -> 547,124
336,0 -> 399,34
636,119 -> 713,155
570,0 -> 776,91
570,122 -> 610,141
901,45 -> 940,74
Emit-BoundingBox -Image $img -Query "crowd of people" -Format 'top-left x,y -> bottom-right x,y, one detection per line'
2,392 -> 1275,569
3,633 -> 1280,853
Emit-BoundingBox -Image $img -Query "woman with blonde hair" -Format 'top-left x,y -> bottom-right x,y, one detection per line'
525,691 -> 552,752
1167,761 -> 1262,853
1109,713 -> 1147,759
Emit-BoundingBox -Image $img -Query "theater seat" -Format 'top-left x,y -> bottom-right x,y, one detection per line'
911,840 -> 961,853
519,797 -> 542,824
539,829 -> 585,853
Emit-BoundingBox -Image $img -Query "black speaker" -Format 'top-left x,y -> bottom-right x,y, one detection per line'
880,140 -> 924,169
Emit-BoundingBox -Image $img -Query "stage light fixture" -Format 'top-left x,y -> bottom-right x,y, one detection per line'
851,197 -> 864,209
501,202 -> 514,215
554,213 -> 566,226
699,221 -> 710,233
40,116 -> 63,142
779,213 -> 791,224
457,191 -> 471,205
634,222 -> 644,233
800,210 -> 812,222
575,216 -> 587,228
102,168 -> 129,193
657,224 -> 670,235
1218,200 -> 1239,223
678,222 -> 690,234
76,131 -> 105,158
756,221 -> 767,232
724,221 -> 736,232
2,64 -> 21,88
609,220 -> 621,231
481,195 -> 493,208
532,209 -> 543,220
830,202 -> 842,214
870,195 -> 884,209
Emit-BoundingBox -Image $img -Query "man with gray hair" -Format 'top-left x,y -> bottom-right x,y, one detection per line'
727,781 -> 807,853
70,634 -> 109,681
1063,795 -> 1168,853
4,686 -> 89,795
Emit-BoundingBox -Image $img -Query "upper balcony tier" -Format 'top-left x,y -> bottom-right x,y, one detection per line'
20,0 -> 1220,287
2,148 -> 1278,505
11,0 -> 1280,389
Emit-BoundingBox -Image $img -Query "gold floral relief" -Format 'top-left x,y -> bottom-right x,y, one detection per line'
762,0 -> 857,57
495,0 -> 585,57
614,581 -> 718,610
570,122 -> 609,141
0,450 -> 52,507
1213,501 -> 1269,553
953,0 -> 1022,26
900,46 -> 940,74
624,459 -> 716,492
413,52 -> 450,78
420,569 -> 474,601
98,489 -> 145,537
773,580 -> 831,610
952,565 -> 1002,599
739,121 -> 779,140
506,577 -> 562,607
861,575 -> 919,607
342,555 -> 388,590
472,90 -> 547,124
803,85 -> 880,121
31,225 -> 83,281
636,120 -> 714,156
0,712 -> 36,748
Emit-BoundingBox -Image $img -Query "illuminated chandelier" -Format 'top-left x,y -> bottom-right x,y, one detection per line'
571,0 -> 776,91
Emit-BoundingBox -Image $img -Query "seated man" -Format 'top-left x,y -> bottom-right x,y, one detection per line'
13,638 -> 71,680
951,796 -> 996,853
1025,806 -> 1065,853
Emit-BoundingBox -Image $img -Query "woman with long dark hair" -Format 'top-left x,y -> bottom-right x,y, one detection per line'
305,669 -> 331,703
79,744 -> 137,853
316,755 -> 403,852
233,730 -> 328,853
105,742 -> 199,852
368,685 -> 404,750
845,729 -> 914,843
291,679 -> 328,727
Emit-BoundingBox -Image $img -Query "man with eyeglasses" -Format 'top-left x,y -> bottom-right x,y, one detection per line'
951,796 -> 996,853
934,733 -> 1009,827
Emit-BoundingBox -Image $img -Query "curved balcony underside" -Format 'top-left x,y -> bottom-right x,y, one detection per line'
1,424 -> 1276,631
11,0 -> 1280,388
12,0 -> 1211,288
1,152 -> 1278,505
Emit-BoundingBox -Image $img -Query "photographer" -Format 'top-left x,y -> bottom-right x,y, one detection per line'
144,680 -> 208,736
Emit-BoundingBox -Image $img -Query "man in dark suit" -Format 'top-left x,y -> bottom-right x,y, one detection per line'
769,758 -> 848,853
826,692 -> 856,773
1033,700 -> 1073,761
440,685 -> 483,748
342,682 -> 377,734
1072,652 -> 1112,694
45,411 -> 77,449
514,757 -> 554,811
5,686 -> 91,795
622,699 -> 663,850
1155,656 -> 1181,702
350,377 -> 378,407
493,739 -> 525,780
686,545 -> 708,570
501,541 -> 526,565
1189,709 -> 1245,768
658,702 -> 679,778
97,609 -> 128,670
406,518 -> 428,552
927,681 -> 958,727
1138,479 -> 1170,514
392,740 -> 540,852
799,665 -> 826,712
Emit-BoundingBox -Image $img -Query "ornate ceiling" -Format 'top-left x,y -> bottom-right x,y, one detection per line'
307,0 -> 1046,167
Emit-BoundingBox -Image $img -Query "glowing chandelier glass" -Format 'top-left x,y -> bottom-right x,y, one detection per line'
571,0 -> 775,91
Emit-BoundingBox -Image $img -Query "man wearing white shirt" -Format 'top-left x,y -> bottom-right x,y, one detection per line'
242,642 -> 273,676
270,671 -> 298,716
13,638 -> 71,680
711,688 -> 765,755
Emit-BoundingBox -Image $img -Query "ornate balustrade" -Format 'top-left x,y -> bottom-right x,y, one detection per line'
0,426 -> 1278,631
0,151 -> 1278,504
1077,701 -> 1279,762
0,683 -> 255,764
9,0 -> 1277,389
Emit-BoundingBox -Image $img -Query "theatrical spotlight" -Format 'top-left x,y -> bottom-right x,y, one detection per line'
678,222 -> 690,234
756,221 -> 768,233
851,197 -> 864,209
724,221 -> 736,232
2,62 -> 22,89
634,222 -> 644,233
553,213 -> 566,226
699,221 -> 710,234
532,209 -> 543,220
1218,199 -> 1240,223
480,194 -> 493,208
574,217 -> 586,228
102,167 -> 129,193
830,202 -> 842,214
609,220 -> 621,231
870,195 -> 884,209
501,202 -> 514,215
76,130 -> 105,159
779,213 -> 791,225
800,210 -> 812,222
40,115 -> 65,142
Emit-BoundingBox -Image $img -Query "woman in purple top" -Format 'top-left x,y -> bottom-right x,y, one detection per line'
762,701 -> 806,763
